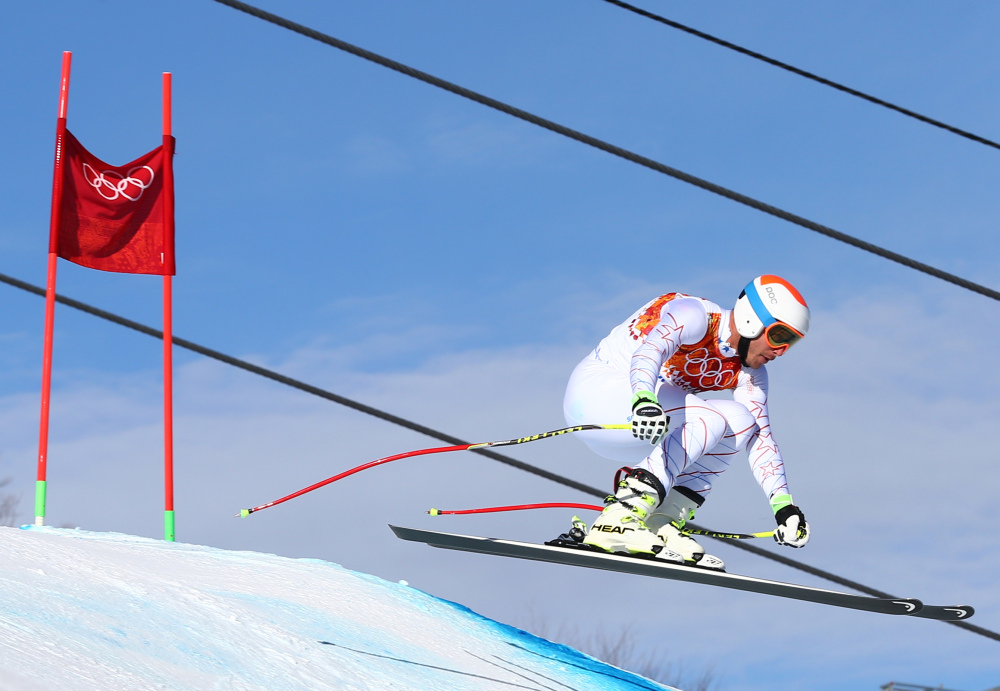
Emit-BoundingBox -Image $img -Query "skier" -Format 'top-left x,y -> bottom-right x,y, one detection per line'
562,275 -> 811,570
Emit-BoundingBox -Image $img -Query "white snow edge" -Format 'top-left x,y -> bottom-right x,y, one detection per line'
0,526 -> 676,691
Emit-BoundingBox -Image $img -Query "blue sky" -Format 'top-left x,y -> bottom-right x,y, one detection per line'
1,2 -> 999,690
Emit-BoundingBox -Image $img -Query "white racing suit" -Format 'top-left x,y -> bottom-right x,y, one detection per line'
563,292 -> 791,507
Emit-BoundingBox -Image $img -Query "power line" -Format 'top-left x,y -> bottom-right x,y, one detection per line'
208,0 -> 1000,304
600,0 -> 1000,152
2,270 -> 996,642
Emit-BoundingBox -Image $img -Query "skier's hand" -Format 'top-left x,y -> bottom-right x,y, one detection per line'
773,504 -> 810,548
631,391 -> 669,445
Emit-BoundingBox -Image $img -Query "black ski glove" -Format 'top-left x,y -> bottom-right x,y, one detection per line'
631,391 -> 669,445
774,504 -> 810,548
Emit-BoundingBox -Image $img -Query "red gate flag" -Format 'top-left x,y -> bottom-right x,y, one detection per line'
54,130 -> 175,275
37,55 -> 180,538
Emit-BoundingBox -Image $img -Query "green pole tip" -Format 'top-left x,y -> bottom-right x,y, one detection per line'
164,510 -> 175,542
34,480 -> 47,522
428,508 -> 440,516
239,509 -> 250,518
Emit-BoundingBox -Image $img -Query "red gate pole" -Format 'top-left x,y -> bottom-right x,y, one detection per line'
162,72 -> 176,541
36,51 -> 73,527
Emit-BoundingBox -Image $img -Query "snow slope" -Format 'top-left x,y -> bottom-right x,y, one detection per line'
0,526 -> 674,691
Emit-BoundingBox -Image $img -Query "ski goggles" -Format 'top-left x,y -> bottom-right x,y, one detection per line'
764,322 -> 805,351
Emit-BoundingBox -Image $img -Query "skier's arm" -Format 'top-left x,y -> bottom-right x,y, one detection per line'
628,299 -> 708,444
734,367 -> 810,547
734,367 -> 793,505
629,298 -> 708,395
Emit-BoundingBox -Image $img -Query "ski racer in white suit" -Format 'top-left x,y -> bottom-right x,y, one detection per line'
562,275 -> 811,570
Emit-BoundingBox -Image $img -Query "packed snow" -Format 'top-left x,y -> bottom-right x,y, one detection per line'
0,525 -> 676,691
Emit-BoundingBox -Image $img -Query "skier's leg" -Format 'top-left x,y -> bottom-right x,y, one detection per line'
634,394 -> 731,488
638,398 -> 757,570
673,399 -> 758,502
563,351 -> 650,463
577,388 -> 695,559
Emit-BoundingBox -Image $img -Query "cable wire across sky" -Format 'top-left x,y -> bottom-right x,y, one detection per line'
599,0 -> 1000,152
2,270 -> 996,644
209,0 -> 1000,304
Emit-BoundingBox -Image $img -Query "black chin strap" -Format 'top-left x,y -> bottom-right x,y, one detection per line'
737,336 -> 751,367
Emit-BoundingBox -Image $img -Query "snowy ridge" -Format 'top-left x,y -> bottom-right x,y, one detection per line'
0,526 -> 675,691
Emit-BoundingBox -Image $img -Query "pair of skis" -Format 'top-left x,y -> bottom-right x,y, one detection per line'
390,525 -> 974,621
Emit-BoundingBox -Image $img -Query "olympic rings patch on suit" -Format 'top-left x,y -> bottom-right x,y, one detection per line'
679,347 -> 738,389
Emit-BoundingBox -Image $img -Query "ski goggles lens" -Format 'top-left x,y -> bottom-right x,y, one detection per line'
765,322 -> 804,349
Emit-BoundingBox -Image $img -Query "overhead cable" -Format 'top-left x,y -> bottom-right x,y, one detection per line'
2,270 -> 996,642
208,0 -> 1000,304
600,0 -> 1000,152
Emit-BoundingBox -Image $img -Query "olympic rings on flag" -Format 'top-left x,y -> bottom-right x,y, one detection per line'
82,163 -> 155,202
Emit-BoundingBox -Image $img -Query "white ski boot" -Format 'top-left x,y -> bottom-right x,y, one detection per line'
582,468 -> 684,563
646,487 -> 726,571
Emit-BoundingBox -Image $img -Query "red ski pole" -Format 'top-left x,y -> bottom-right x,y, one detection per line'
427,502 -> 603,515
237,423 -> 628,517
426,502 -> 775,539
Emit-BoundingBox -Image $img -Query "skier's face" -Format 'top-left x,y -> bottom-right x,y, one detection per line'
743,335 -> 786,369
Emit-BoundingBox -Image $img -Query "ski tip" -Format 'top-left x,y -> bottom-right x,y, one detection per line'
951,605 -> 975,619
918,604 -> 975,621
893,598 -> 923,615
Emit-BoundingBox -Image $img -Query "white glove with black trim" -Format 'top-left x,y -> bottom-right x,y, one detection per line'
631,391 -> 669,445
773,503 -> 810,548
